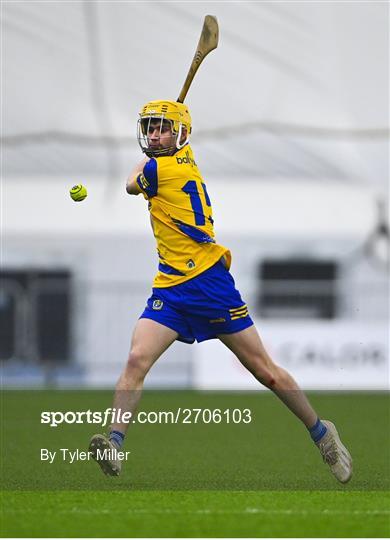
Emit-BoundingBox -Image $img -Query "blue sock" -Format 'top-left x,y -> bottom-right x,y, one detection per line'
109,430 -> 125,449
308,418 -> 327,443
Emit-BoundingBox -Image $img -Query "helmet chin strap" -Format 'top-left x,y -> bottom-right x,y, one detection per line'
175,124 -> 190,150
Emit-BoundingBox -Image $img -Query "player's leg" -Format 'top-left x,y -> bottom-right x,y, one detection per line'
89,318 -> 178,476
110,317 -> 178,434
219,325 -> 317,426
218,325 -> 352,483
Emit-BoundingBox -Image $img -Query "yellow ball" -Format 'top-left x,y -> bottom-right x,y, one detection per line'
70,184 -> 87,202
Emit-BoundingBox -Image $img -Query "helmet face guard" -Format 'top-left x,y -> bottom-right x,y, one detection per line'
137,101 -> 192,157
137,115 -> 178,157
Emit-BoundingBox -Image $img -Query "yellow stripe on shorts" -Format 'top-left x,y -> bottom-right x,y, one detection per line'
229,305 -> 249,320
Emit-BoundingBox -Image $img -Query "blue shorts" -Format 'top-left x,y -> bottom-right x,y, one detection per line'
140,260 -> 254,344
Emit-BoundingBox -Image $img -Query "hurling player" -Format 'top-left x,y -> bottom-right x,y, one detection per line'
89,101 -> 352,484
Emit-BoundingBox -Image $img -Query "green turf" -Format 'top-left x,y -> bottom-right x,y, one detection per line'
1,490 -> 389,537
1,390 -> 389,536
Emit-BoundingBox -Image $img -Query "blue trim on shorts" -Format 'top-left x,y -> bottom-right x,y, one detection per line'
140,259 -> 253,344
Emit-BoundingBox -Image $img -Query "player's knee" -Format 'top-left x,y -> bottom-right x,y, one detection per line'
250,355 -> 282,389
259,364 -> 288,390
125,348 -> 152,380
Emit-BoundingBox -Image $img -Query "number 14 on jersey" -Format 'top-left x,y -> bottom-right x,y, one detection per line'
182,180 -> 212,226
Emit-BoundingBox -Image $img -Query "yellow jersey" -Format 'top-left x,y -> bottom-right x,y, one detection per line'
136,144 -> 231,287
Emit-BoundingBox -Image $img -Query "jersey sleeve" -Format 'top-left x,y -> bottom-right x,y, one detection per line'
136,158 -> 158,198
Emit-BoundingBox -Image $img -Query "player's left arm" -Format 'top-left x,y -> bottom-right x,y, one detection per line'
126,158 -> 150,195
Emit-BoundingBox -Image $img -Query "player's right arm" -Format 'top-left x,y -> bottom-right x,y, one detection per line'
126,158 -> 150,195
127,158 -> 158,199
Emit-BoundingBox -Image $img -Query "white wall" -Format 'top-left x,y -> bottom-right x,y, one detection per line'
194,320 -> 389,391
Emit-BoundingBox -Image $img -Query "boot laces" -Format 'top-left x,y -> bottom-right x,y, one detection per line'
320,438 -> 338,466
